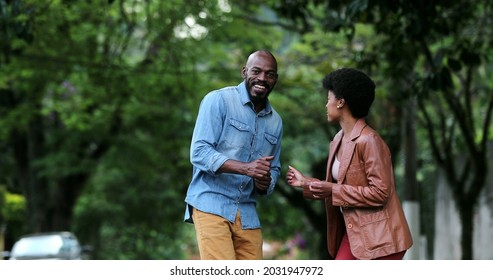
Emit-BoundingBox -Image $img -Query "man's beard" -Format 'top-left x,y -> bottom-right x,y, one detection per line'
249,91 -> 269,104
245,78 -> 270,104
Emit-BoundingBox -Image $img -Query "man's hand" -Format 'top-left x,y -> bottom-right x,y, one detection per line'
245,156 -> 273,178
247,156 -> 273,192
218,156 -> 274,191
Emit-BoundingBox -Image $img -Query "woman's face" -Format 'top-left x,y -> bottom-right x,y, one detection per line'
326,90 -> 341,123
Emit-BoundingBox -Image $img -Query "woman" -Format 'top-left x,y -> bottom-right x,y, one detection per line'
286,68 -> 413,260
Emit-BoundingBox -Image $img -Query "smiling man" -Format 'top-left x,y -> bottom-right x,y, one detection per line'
184,50 -> 283,260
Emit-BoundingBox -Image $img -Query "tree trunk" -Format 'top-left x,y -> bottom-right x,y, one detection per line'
25,115 -> 51,232
403,96 -> 421,259
52,175 -> 86,230
459,200 -> 474,259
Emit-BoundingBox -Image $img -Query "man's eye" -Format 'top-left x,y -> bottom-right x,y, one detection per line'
251,70 -> 260,74
267,73 -> 277,79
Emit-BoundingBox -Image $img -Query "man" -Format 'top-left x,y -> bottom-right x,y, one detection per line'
184,50 -> 283,260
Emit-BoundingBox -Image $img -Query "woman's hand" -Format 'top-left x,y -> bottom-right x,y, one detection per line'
286,165 -> 305,188
309,180 -> 332,198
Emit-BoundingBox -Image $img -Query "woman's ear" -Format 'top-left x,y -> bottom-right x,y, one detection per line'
338,99 -> 345,108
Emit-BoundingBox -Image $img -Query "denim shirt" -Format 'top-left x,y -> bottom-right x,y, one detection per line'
184,81 -> 283,229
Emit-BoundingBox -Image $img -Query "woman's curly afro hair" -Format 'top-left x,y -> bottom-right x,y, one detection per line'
322,68 -> 375,118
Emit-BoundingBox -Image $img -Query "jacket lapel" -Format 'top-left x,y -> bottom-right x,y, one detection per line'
326,131 -> 343,182
336,119 -> 368,184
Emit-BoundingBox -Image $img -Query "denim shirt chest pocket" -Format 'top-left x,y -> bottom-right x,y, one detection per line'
260,132 -> 278,156
219,118 -> 253,158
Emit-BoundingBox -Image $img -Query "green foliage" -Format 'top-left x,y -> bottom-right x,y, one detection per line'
0,185 -> 27,242
3,0 -> 491,260
2,191 -> 26,224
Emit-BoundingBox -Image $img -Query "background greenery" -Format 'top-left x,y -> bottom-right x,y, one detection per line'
1,0 -> 492,259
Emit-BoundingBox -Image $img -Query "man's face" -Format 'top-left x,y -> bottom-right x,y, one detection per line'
242,53 -> 278,103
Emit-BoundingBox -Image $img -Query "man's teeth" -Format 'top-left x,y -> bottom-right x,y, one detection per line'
254,85 -> 266,89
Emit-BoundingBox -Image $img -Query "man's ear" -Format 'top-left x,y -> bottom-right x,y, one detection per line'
241,67 -> 247,79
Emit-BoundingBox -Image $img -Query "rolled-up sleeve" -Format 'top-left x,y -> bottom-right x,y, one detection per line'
190,92 -> 228,175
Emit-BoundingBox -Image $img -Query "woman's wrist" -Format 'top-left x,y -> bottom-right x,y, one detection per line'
302,178 -> 311,188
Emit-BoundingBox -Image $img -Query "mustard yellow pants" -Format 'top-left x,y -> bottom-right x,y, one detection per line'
192,208 -> 263,260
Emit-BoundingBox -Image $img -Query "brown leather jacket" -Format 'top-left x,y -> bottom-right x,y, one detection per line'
303,119 -> 413,259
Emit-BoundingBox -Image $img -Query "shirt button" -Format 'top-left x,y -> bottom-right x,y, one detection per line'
347,223 -> 353,229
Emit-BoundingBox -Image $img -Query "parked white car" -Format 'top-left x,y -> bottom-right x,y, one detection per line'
7,231 -> 83,260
